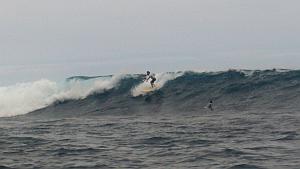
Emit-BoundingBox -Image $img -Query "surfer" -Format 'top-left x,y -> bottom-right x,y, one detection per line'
207,100 -> 213,111
145,71 -> 156,88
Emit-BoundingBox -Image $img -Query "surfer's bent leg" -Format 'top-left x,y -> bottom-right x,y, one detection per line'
151,78 -> 156,88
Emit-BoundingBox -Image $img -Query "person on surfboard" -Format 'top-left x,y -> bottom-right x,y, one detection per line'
145,71 -> 156,88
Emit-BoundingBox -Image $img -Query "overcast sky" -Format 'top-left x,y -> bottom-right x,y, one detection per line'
1,0 -> 300,84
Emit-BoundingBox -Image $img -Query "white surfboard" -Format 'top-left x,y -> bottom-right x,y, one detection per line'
141,85 -> 160,93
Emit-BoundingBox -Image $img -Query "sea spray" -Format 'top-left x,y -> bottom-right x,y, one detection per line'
131,72 -> 184,96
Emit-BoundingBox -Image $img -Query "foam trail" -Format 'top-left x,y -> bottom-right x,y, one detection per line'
0,75 -> 124,117
131,72 -> 184,97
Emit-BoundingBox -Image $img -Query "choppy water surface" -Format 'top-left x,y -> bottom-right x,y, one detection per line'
0,110 -> 299,169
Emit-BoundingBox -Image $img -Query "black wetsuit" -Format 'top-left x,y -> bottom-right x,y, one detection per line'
146,74 -> 156,87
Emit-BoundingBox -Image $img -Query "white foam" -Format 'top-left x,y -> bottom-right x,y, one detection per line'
131,72 -> 184,97
0,75 -> 124,117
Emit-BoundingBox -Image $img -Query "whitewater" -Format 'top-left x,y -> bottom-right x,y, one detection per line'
0,69 -> 299,169
0,75 -> 124,117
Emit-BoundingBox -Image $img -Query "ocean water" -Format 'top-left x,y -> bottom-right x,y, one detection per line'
1,110 -> 299,169
0,70 -> 299,168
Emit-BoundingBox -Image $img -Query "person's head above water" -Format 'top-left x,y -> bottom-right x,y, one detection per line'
146,71 -> 150,75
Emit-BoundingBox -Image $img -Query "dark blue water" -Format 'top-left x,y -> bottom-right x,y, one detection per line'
0,109 -> 299,169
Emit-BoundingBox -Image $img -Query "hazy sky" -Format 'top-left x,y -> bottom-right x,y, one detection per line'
1,0 -> 300,84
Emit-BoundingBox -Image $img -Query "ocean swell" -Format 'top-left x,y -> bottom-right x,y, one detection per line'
2,69 -> 300,117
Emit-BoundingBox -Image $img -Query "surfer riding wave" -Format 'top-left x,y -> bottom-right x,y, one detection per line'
145,71 -> 156,88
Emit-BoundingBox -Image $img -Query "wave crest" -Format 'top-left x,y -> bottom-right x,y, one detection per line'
0,75 -> 125,117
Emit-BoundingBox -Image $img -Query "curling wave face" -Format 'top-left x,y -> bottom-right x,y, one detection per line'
1,69 -> 300,117
0,75 -> 125,117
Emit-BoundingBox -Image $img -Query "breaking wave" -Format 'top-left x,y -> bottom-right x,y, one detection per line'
0,75 -> 125,117
1,69 -> 300,117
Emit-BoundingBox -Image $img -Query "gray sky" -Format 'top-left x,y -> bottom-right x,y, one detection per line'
1,0 -> 300,85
